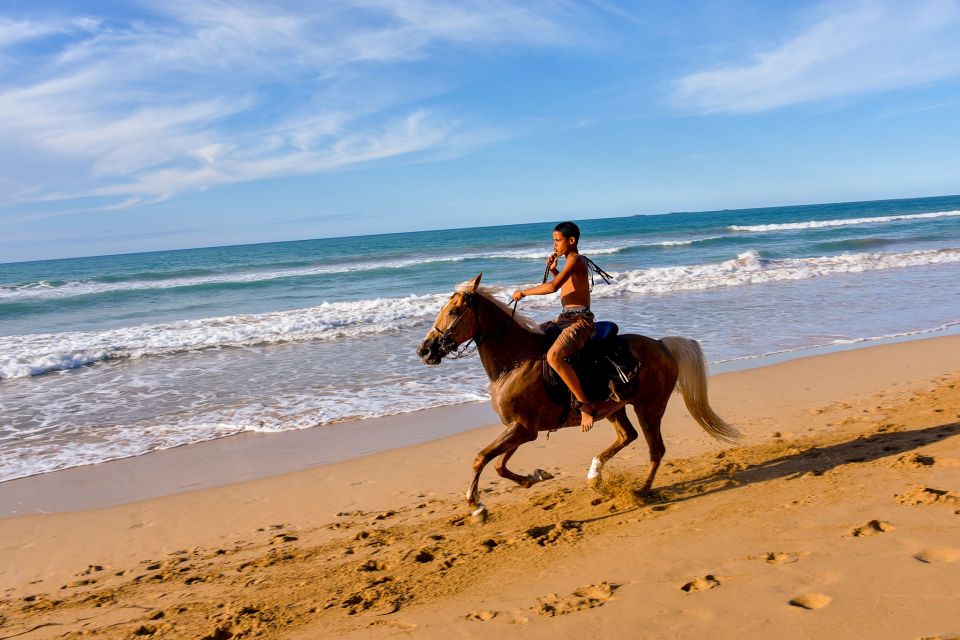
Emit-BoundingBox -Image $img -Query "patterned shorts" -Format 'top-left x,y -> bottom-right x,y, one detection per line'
547,310 -> 595,362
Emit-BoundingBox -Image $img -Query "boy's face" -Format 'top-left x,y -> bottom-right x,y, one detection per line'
552,230 -> 576,255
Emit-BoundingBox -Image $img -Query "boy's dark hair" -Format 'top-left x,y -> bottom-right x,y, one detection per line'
553,221 -> 580,242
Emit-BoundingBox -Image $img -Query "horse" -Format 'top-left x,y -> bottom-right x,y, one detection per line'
416,273 -> 739,521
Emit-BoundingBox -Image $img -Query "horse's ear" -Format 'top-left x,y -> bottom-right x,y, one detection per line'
469,273 -> 482,292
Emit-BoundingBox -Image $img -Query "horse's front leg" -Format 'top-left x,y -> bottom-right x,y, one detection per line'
466,424 -> 535,522
495,440 -> 553,488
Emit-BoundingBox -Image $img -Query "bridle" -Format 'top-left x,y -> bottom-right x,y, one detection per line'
429,293 -> 518,360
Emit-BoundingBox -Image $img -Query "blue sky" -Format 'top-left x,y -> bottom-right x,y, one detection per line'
2,0 -> 960,262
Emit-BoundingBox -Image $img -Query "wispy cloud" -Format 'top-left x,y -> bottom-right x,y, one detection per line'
0,1 -> 580,210
0,17 -> 65,52
673,0 -> 960,114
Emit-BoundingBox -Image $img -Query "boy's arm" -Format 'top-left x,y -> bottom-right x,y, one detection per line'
512,254 -> 579,300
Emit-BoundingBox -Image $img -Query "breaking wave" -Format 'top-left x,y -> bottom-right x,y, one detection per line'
4,246 -> 958,380
0,243 -> 631,302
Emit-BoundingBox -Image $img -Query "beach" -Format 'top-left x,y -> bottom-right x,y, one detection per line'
2,334 -> 958,639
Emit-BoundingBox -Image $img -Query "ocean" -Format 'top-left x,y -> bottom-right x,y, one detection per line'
2,195 -> 960,482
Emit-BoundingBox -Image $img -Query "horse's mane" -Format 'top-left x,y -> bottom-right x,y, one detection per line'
454,283 -> 544,335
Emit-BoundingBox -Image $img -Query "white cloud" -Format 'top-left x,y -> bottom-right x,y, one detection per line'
0,17 -> 64,50
0,1 -> 580,210
673,0 -> 960,114
78,110 -> 469,201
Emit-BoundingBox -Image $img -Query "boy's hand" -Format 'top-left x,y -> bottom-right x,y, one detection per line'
546,252 -> 559,271
512,290 -> 524,302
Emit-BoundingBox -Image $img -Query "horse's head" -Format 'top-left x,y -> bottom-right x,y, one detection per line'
417,273 -> 483,365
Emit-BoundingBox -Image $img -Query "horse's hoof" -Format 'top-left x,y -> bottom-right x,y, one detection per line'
471,504 -> 489,524
586,457 -> 603,485
637,488 -> 662,503
587,474 -> 603,491
531,468 -> 554,483
587,458 -> 603,480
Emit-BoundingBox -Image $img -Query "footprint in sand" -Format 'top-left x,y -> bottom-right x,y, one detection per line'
358,560 -> 388,572
525,521 -> 582,546
479,538 -> 500,552
895,486 -> 960,507
681,575 -> 722,592
534,582 -> 619,616
893,453 -> 936,468
369,620 -> 418,630
913,547 -> 960,564
62,578 -> 96,588
764,552 -> 801,564
411,549 -> 435,564
789,593 -> 832,610
465,610 -> 497,621
270,533 -> 298,544
849,520 -> 895,537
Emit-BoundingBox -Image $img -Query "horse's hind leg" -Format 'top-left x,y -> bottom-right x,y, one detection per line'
634,405 -> 667,495
466,424 -> 535,520
587,407 -> 638,486
495,443 -> 553,488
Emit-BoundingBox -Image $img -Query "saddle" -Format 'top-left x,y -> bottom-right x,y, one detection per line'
540,320 -> 641,413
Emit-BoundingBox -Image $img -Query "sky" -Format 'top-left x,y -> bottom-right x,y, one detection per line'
2,0 -> 960,262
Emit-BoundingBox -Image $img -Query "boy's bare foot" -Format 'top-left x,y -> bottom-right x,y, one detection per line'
573,400 -> 596,432
581,412 -> 595,432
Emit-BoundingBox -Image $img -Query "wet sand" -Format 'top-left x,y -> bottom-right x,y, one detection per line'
0,402 -> 499,516
1,335 -> 958,639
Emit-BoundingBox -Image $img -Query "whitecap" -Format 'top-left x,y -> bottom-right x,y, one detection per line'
729,209 -> 960,233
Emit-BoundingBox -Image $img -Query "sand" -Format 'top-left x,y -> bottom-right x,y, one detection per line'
1,335 -> 959,639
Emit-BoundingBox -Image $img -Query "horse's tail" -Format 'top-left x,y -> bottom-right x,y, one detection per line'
660,336 -> 740,444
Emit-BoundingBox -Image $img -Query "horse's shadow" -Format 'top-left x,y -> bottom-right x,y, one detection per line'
575,421 -> 960,524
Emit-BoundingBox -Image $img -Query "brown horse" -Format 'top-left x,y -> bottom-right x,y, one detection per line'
417,273 -> 739,521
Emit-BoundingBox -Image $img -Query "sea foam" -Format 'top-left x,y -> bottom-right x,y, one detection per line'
0,242 -> 632,302
729,209 -> 960,233
597,247 -> 960,296
3,246 -> 958,380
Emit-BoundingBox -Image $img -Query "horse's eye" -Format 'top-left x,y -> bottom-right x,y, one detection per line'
449,307 -> 462,317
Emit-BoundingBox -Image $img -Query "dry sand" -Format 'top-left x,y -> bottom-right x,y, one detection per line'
1,335 -> 959,639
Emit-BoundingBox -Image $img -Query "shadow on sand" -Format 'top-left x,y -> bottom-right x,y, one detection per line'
568,421 -> 960,526
661,421 -> 960,504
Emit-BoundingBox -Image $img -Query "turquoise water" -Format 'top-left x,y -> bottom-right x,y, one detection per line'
2,194 -> 959,480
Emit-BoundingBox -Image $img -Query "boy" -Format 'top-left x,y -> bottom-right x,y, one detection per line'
512,221 -> 597,432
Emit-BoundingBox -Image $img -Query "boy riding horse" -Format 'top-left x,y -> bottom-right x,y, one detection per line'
512,221 -> 597,432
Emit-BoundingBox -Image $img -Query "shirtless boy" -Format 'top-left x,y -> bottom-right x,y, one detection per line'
512,222 -> 597,432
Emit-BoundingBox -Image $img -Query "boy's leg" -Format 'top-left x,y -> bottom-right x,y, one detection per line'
551,360 -> 595,432
546,317 -> 596,432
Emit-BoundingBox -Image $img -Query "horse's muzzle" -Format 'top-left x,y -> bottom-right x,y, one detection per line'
417,338 -> 443,365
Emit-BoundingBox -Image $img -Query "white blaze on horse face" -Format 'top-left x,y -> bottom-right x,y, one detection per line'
587,457 -> 602,480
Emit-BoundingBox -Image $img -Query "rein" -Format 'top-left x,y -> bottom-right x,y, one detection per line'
434,295 -> 518,360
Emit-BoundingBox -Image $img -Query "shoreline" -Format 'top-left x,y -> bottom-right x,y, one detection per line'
0,402 -> 498,517
2,332 -> 959,518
